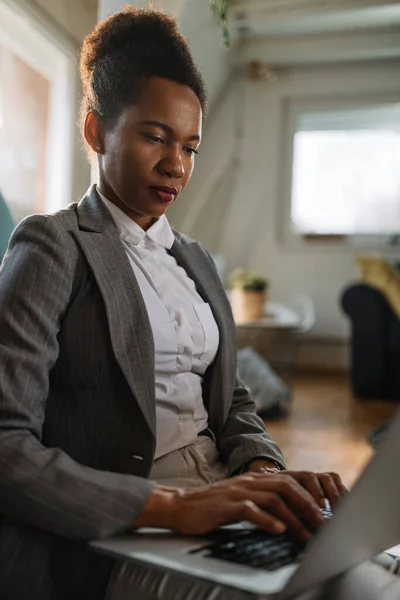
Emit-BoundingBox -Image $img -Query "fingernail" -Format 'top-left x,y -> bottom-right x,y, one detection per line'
274,522 -> 286,534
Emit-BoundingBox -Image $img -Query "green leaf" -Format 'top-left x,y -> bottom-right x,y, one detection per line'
209,0 -> 230,48
228,268 -> 269,291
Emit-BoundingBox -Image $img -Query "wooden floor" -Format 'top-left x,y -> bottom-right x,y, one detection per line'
264,372 -> 399,488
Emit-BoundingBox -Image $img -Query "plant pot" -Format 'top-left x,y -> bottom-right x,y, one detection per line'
231,289 -> 267,324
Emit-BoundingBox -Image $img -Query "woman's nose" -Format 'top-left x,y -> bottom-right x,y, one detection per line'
157,149 -> 184,179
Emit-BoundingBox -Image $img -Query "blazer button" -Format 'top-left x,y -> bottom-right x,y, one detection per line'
132,454 -> 144,461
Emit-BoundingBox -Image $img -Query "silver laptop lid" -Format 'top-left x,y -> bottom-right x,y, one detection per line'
280,409 -> 400,599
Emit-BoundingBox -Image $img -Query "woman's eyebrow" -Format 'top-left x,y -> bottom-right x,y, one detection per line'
137,120 -> 200,142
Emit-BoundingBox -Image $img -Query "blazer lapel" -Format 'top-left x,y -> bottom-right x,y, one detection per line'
72,186 -> 156,437
168,240 -> 231,320
169,239 -> 236,429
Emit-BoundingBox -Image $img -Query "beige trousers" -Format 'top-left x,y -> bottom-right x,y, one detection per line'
108,437 -> 400,600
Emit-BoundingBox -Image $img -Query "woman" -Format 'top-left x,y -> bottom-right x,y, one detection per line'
0,7 -> 345,600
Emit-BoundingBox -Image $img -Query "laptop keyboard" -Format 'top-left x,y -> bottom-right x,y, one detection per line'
189,508 -> 332,572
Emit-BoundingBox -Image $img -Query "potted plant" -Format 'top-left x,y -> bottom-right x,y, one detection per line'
228,268 -> 269,323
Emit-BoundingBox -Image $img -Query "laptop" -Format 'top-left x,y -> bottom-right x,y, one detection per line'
91,409 -> 400,599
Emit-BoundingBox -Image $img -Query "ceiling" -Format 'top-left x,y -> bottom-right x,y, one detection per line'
228,0 -> 400,65
229,0 -> 400,32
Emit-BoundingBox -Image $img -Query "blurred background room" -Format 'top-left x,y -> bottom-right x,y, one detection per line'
1,0 -> 400,488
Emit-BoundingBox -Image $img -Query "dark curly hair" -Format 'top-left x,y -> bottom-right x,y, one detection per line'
79,5 -> 207,132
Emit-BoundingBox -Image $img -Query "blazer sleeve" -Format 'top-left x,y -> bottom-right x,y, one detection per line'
217,373 -> 286,474
0,215 -> 154,542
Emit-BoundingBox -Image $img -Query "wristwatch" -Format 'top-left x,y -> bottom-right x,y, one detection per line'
239,458 -> 282,475
256,465 -> 281,475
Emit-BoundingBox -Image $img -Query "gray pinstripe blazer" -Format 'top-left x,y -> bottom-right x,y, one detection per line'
0,186 -> 285,600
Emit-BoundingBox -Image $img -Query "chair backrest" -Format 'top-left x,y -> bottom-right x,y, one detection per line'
285,294 -> 316,334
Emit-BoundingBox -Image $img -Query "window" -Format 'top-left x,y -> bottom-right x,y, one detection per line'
290,104 -> 400,239
0,1 -> 75,224
0,43 -> 50,222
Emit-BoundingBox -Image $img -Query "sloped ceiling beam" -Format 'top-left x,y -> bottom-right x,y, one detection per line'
243,27 -> 400,65
229,0 -> 400,16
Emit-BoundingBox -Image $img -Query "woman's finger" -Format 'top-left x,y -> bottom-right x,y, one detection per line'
285,471 -> 325,509
248,473 -> 325,531
240,491 -> 314,542
234,500 -> 287,535
317,473 -> 341,509
329,472 -> 347,496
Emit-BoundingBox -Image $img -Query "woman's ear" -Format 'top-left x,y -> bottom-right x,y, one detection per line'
84,110 -> 104,154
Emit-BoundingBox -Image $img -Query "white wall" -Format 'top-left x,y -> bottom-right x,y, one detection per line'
177,0 -> 230,107
168,60 -> 400,350
32,0 -> 97,44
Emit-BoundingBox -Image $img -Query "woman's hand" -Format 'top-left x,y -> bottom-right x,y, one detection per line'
247,460 -> 346,511
134,472 -> 329,543
279,470 -> 346,510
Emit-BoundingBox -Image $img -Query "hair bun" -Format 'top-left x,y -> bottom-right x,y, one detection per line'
80,7 -> 183,88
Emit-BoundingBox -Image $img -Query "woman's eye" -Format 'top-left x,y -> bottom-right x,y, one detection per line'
184,147 -> 199,156
145,134 -> 164,144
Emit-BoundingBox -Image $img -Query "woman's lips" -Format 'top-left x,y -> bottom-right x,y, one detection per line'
150,186 -> 178,204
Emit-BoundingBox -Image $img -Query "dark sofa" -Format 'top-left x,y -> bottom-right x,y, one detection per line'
341,283 -> 400,400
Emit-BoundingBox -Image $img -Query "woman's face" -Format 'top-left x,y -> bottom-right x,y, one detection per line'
85,77 -> 202,230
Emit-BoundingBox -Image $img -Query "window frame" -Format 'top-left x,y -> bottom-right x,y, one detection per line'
278,93 -> 400,251
0,0 -> 78,216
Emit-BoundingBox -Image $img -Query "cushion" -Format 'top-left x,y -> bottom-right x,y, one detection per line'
237,347 -> 291,418
356,256 -> 400,318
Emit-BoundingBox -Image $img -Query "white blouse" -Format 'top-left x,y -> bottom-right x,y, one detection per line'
98,190 -> 220,459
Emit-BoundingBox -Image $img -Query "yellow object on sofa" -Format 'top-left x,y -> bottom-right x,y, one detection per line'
356,256 -> 400,317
